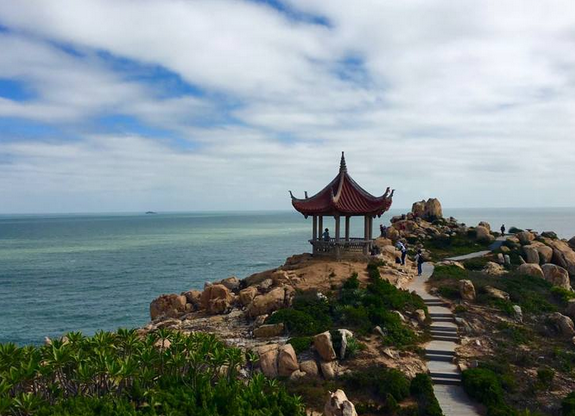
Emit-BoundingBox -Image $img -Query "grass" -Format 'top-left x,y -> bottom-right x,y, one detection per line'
423,234 -> 491,261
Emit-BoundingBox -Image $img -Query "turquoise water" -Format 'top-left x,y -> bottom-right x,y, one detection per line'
1,208 -> 574,345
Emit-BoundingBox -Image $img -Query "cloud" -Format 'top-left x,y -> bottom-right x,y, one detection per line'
0,0 -> 574,212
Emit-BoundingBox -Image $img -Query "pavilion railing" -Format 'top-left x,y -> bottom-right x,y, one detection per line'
309,238 -> 373,256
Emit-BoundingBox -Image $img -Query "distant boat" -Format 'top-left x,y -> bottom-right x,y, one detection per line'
145,211 -> 157,215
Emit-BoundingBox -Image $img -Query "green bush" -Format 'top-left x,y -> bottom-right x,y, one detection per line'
438,286 -> 460,300
536,367 -> 555,389
287,336 -> 312,354
342,273 -> 360,290
509,227 -> 523,234
562,392 -> 575,416
463,257 -> 490,271
462,368 -> 505,407
431,265 -> 468,281
410,373 -> 444,416
551,286 -> 575,305
267,291 -> 333,336
343,367 -> 410,402
0,330 -> 306,416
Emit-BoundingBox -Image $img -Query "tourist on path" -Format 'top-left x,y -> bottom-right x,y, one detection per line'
396,241 -> 408,265
500,224 -> 506,237
323,228 -> 330,241
415,249 -> 424,276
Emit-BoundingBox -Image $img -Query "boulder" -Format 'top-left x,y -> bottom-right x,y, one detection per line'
411,200 -> 426,218
497,253 -> 505,264
320,361 -> 337,380
219,276 -> 240,291
300,360 -> 319,378
271,270 -> 291,286
437,260 -> 465,269
504,254 -> 511,266
547,239 -> 575,276
289,370 -> 307,381
523,245 -> 540,264
257,344 -> 279,378
566,300 -> 575,321
200,284 -> 234,314
313,331 -> 337,362
244,269 -> 275,287
324,389 -> 358,416
500,246 -> 510,254
478,221 -> 491,231
182,290 -> 202,308
517,263 -> 544,279
338,329 -> 353,359
549,312 -> 575,336
484,286 -> 510,301
247,287 -> 286,318
259,278 -> 273,291
513,305 -> 523,323
542,231 -> 558,240
459,280 -> 476,301
517,231 -> 535,245
414,309 -> 427,324
569,236 -> 575,250
278,344 -> 299,377
541,264 -> 572,290
239,286 -> 258,306
483,262 -> 506,276
537,245 -> 553,264
424,198 -> 443,220
385,227 -> 400,241
475,226 -> 494,243
150,294 -> 188,320
253,323 -> 285,338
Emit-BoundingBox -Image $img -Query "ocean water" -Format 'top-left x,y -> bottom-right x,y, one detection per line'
1,208 -> 574,345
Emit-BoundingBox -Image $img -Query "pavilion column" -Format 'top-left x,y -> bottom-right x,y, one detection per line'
312,216 -> 317,241
345,216 -> 350,241
318,216 -> 323,238
335,215 -> 341,242
368,217 -> 373,240
363,216 -> 369,255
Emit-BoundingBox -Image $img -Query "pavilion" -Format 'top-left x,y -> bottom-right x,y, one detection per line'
290,152 -> 394,258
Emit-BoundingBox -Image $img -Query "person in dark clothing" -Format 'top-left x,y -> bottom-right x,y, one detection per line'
401,244 -> 408,266
323,228 -> 330,241
415,249 -> 424,276
500,224 -> 506,237
380,224 -> 385,237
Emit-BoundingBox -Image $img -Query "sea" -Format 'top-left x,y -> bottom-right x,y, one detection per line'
1,208 -> 574,345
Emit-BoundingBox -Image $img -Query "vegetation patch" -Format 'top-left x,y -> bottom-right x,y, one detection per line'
423,234 -> 490,261
0,329 -> 305,416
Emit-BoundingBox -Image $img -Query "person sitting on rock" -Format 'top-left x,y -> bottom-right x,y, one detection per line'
500,224 -> 506,237
323,228 -> 330,241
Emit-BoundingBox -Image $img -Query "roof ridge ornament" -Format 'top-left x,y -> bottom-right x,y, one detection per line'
339,151 -> 347,173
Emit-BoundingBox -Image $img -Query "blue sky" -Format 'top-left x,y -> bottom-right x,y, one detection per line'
0,0 -> 574,213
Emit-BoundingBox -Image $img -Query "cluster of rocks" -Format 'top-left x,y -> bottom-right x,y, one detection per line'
257,329 -> 353,382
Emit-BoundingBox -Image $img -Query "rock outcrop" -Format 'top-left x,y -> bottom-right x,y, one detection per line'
484,286 -> 510,301
150,294 -> 187,320
257,344 -> 279,378
300,360 -> 319,378
253,323 -> 285,338
523,245 -> 540,264
541,264 -> 572,290
569,236 -> 575,250
483,261 -> 506,276
517,231 -> 535,245
459,280 -> 476,301
324,389 -> 358,416
200,284 -> 234,314
239,286 -> 258,306
411,198 -> 442,220
517,263 -> 544,279
314,331 -> 337,362
546,239 -> 575,276
247,287 -> 286,318
278,344 -> 299,377
475,226 -> 493,243
549,313 -> 575,336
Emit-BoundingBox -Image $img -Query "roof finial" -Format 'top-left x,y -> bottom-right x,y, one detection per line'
340,151 -> 347,172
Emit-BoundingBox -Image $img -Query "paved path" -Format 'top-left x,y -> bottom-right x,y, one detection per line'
446,236 -> 507,261
408,263 -> 481,416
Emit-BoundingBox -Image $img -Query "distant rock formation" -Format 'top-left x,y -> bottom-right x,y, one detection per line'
411,198 -> 443,221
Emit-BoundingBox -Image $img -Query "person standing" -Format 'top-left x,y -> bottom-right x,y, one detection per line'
415,249 -> 424,276
380,224 -> 385,237
323,228 -> 330,241
500,224 -> 506,237
398,242 -> 407,266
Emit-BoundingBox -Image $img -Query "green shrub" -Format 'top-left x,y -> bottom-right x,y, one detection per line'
454,305 -> 467,314
462,368 -> 505,407
343,367 -> 410,402
410,373 -> 444,416
536,367 -> 555,389
551,286 -> 575,305
438,286 -> 460,300
463,257 -> 490,271
431,265 -> 468,281
287,337 -> 312,354
509,227 -> 523,234
342,273 -> 360,290
562,392 -> 575,416
0,330 -> 306,416
268,291 -> 333,336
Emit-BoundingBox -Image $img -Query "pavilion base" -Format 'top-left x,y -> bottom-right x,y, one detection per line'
310,239 -> 373,260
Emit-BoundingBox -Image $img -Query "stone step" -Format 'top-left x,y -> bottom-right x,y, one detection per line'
431,376 -> 462,386
430,372 -> 461,380
425,349 -> 455,356
430,325 -> 457,332
432,317 -> 455,323
432,335 -> 459,342
429,313 -> 453,318
431,331 -> 458,339
426,354 -> 454,362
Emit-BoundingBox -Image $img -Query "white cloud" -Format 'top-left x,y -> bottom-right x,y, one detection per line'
0,0 -> 574,212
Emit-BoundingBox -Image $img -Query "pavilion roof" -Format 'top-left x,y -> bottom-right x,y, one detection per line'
290,152 -> 394,217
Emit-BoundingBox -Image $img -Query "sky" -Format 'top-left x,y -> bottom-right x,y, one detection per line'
0,0 -> 574,213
